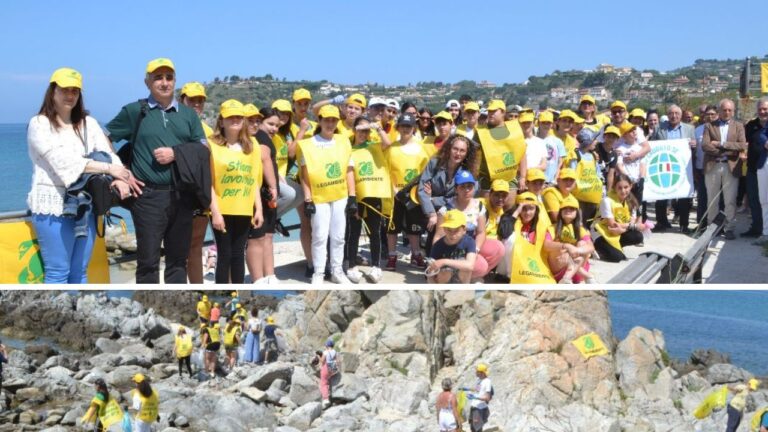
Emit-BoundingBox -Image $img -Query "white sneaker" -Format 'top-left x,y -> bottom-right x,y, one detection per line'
585,276 -> 598,284
346,267 -> 362,284
311,273 -> 325,285
331,270 -> 351,284
365,266 -> 383,283
266,274 -> 280,284
253,277 -> 268,285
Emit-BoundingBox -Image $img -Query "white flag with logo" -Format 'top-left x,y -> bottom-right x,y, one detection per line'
643,139 -> 694,201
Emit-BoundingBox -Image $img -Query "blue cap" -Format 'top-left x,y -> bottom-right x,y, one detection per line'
577,129 -> 597,147
454,169 -> 476,185
325,339 -> 334,347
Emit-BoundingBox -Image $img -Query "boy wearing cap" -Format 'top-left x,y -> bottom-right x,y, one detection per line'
445,99 -> 462,125
616,122 -> 648,220
595,101 -> 651,160
543,169 -> 578,223
577,95 -> 602,133
456,102 -> 481,141
106,58 -> 207,284
537,111 -> 567,184
468,363 -> 493,432
426,209 -> 477,284
596,125 -> 620,192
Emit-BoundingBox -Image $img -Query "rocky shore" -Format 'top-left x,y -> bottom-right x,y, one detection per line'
0,290 -> 765,431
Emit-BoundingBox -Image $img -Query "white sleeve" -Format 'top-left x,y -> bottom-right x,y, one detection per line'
599,198 -> 614,220
27,116 -> 88,187
132,393 -> 142,411
481,379 -> 492,397
87,117 -> 121,165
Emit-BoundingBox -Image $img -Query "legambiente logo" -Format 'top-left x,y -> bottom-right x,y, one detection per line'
648,152 -> 683,190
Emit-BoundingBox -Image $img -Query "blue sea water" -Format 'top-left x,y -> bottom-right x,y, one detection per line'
0,123 -> 300,241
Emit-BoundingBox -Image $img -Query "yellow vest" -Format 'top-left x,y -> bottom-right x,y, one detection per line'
201,121 -> 214,140
175,334 -> 193,358
456,124 -> 476,139
206,326 -> 221,344
351,142 -> 391,199
572,153 -> 603,204
386,141 -> 429,190
421,136 -> 440,159
273,134 -> 290,178
476,121 -> 526,182
594,193 -> 632,251
224,325 -> 240,346
298,134 -> 352,204
542,187 -> 568,217
510,217 -> 555,284
559,133 -> 577,155
482,198 -> 504,239
210,139 -> 262,216
291,120 -> 317,141
92,396 -> 124,429
196,300 -> 211,319
547,223 -> 579,245
337,121 -> 355,141
132,389 -> 159,423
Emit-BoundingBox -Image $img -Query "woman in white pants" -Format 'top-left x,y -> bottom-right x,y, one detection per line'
298,105 -> 357,284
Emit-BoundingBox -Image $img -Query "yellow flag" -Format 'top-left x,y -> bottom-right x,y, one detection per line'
0,220 -> 110,284
762,63 -> 768,94
571,332 -> 609,359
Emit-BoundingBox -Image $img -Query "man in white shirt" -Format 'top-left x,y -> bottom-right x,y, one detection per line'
468,363 -> 493,432
520,112 -> 547,172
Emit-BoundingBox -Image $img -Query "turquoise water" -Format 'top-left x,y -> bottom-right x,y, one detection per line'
0,123 -> 299,241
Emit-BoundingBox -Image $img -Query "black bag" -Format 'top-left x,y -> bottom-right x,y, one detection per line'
86,174 -> 120,216
395,176 -> 420,207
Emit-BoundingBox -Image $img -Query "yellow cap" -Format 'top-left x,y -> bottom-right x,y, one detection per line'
213,302 -> 220,307
243,103 -> 262,118
573,114 -> 585,124
619,121 -> 636,136
231,291 -> 238,297
292,88 -> 312,102
433,111 -> 453,123
202,295 -> 208,301
476,363 -> 489,374
219,99 -> 245,118
441,209 -> 467,229
580,95 -> 596,105
560,195 -> 580,209
538,111 -> 554,123
526,168 -> 546,182
693,115 -> 700,123
236,303 -> 242,309
516,191 -> 538,205
519,112 -> 535,123
463,102 -> 480,112
146,58 -> 175,74
610,100 -> 627,111
132,373 -> 146,383
490,179 -> 510,193
559,110 -> 578,121
558,168 -> 577,180
318,104 -> 341,119
520,107 -> 534,114
271,99 -> 292,113
50,67 -> 83,89
346,93 -> 367,108
267,316 -> 275,324
750,378 -> 761,390
604,125 -> 621,137
628,108 -> 646,119
180,82 -> 206,99
486,99 -> 506,112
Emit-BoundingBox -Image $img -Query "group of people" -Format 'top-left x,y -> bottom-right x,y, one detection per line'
436,363 -> 494,432
27,58 -> 768,284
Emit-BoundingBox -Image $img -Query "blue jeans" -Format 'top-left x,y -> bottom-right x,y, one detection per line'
32,213 -> 96,284
243,331 -> 260,363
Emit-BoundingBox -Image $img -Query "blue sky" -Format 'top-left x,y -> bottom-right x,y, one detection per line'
1,0 -> 766,123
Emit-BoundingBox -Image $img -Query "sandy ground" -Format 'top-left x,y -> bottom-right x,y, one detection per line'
108,208 -> 768,286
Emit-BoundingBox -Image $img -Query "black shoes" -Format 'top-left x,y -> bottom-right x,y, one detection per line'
275,219 -> 290,237
740,228 -> 762,238
724,231 -> 736,240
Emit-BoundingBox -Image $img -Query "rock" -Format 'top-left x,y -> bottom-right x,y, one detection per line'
106,365 -> 146,386
40,355 -> 79,371
691,349 -> 730,367
119,343 -> 157,366
283,401 -> 322,430
24,344 -> 58,364
1,377 -> 29,392
288,367 -> 320,406
173,415 -> 189,427
15,387 -> 45,403
61,409 -> 81,425
369,375 -> 429,416
40,426 -> 69,432
240,387 -> 268,403
707,363 -> 752,384
44,366 -> 75,382
88,353 -> 123,370
231,361 -> 294,391
8,350 -> 34,370
444,290 -> 475,308
44,413 -> 63,426
615,327 -> 666,393
19,410 -> 40,424
163,393 -> 277,432
274,427 -> 302,432
95,337 -> 124,354
340,352 -> 359,373
332,373 -> 368,402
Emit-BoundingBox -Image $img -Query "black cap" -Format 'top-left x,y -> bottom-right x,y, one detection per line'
397,114 -> 416,126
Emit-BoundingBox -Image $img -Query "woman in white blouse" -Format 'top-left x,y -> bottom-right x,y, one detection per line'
27,68 -> 138,283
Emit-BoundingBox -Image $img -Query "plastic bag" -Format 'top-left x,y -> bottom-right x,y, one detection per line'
121,414 -> 133,432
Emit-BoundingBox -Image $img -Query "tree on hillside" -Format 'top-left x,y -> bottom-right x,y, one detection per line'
583,72 -> 608,88
230,75 -> 241,83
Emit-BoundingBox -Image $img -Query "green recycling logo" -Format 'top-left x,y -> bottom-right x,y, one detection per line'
404,168 -> 418,182
279,144 -> 288,156
358,161 -> 374,177
325,162 -> 342,179
18,239 -> 44,284
648,152 -> 682,190
526,257 -> 540,273
502,152 -> 514,167
584,336 -> 595,350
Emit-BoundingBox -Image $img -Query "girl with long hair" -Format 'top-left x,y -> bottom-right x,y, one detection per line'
591,173 -> 646,262
543,195 -> 596,283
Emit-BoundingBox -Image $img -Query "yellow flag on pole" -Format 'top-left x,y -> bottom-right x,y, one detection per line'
571,332 -> 609,359
761,63 -> 768,93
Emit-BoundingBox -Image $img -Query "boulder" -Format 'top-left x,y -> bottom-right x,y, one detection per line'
615,327 -> 666,393
163,393 -> 277,432
288,367 -> 320,406
368,375 -> 429,416
239,387 -> 268,403
95,337 -> 124,354
118,343 -> 157,366
707,363 -> 752,384
691,349 -> 730,367
88,353 -> 123,370
283,401 -> 322,430
106,365 -> 146,386
231,361 -> 293,391
15,387 -> 45,403
332,373 -> 368,402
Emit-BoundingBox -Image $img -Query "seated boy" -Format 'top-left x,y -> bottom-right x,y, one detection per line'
427,209 -> 477,284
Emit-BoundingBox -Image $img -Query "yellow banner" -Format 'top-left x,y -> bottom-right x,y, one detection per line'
571,332 -> 609,359
762,63 -> 768,93
0,220 -> 110,284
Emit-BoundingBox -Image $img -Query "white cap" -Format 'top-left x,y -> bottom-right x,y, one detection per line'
369,97 -> 386,107
445,99 -> 460,109
386,99 -> 400,110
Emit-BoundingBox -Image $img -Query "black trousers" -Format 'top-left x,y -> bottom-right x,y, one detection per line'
131,188 -> 194,284
655,198 -> 692,229
178,355 -> 192,376
594,230 -> 644,262
345,198 -> 383,268
212,215 -> 251,284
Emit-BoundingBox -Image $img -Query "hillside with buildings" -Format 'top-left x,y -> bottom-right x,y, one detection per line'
196,55 -> 768,121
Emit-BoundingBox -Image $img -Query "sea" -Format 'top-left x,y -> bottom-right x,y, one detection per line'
2,123 -> 767,374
